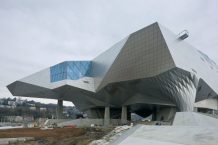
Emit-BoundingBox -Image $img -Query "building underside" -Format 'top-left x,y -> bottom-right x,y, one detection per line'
7,22 -> 218,124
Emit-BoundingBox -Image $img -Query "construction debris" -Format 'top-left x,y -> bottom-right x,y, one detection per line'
89,125 -> 133,145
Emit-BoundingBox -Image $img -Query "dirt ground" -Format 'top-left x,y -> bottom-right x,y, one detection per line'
0,127 -> 113,145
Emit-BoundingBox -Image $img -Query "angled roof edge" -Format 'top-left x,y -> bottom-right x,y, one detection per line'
92,36 -> 130,91
158,23 -> 218,95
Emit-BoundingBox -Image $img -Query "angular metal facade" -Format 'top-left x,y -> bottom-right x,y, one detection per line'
7,22 -> 218,117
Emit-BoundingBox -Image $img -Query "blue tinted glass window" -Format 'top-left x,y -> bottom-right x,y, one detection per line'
50,61 -> 92,82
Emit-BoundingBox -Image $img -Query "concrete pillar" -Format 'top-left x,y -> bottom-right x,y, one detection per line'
57,99 -> 63,119
193,107 -> 198,112
104,107 -> 110,126
152,107 -> 157,121
121,106 -> 127,124
212,109 -> 215,115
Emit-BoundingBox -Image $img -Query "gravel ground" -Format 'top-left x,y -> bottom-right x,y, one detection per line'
0,127 -> 113,145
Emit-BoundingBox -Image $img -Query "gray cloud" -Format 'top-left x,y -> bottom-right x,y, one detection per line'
0,0 -> 218,106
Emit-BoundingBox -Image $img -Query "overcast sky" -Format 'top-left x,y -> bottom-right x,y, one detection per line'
0,0 -> 218,106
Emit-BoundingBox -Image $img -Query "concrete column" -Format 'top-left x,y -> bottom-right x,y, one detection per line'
121,106 -> 127,124
57,99 -> 63,119
193,107 -> 198,112
152,107 -> 157,121
212,109 -> 215,115
104,106 -> 110,126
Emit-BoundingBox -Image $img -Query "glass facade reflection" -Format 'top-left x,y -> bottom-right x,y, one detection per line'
50,61 -> 92,82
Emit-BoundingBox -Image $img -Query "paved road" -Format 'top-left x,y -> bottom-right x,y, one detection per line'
110,112 -> 218,145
